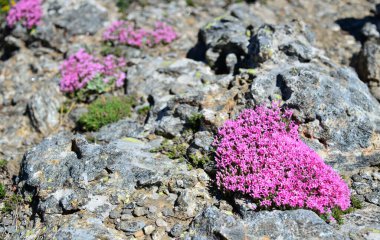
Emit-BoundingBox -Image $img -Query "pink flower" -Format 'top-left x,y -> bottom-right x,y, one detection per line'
214,102 -> 351,214
7,0 -> 42,29
103,20 -> 177,48
59,49 -> 126,93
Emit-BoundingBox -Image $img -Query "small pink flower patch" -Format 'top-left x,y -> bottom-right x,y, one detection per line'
6,0 -> 42,29
103,20 -> 177,48
59,49 -> 126,93
214,102 -> 351,215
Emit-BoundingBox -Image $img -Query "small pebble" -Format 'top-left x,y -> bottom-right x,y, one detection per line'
148,205 -> 157,213
134,230 -> 144,238
133,207 -> 147,217
143,225 -> 156,235
109,209 -> 121,219
156,218 -> 168,227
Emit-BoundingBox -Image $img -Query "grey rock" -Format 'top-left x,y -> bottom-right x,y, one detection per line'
120,214 -> 134,221
170,223 -> 183,237
127,58 -> 207,111
133,207 -> 147,217
175,190 -> 197,217
189,206 -> 342,239
109,209 -> 121,219
377,4 -> 380,18
361,22 -> 380,39
54,216 -> 126,239
337,203 -> 380,239
92,119 -> 145,142
162,208 -> 175,217
120,220 -> 145,233
174,104 -> 199,121
190,15 -> 249,74
60,190 -> 88,212
156,116 -> 184,138
123,202 -> 135,210
279,40 -> 315,62
248,23 -> 316,65
250,63 -> 380,170
355,38 -> 380,101
53,3 -> 107,35
229,3 -> 265,27
148,205 -> 157,214
18,131 -> 181,216
353,182 -> 372,195
152,228 -> 167,240
192,131 -> 214,151
144,225 -> 156,235
26,83 -> 63,135
155,218 -> 168,227
366,192 -> 380,205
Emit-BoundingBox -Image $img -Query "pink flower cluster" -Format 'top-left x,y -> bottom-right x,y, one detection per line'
59,49 -> 126,93
103,21 -> 177,47
6,0 -> 42,29
214,102 -> 351,214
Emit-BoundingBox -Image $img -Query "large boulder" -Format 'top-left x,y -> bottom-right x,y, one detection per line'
355,38 -> 380,101
188,206 -> 342,240
244,22 -> 380,172
17,132 -> 214,239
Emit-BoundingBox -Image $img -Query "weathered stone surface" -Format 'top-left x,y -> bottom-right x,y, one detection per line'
189,206 -> 342,240
245,22 -> 380,172
355,39 -> 380,101
16,131 -> 213,239
3,1 -> 380,239
48,1 -> 107,36
26,83 -> 64,135
337,203 -> 380,240
92,119 -> 146,142
188,15 -> 249,74
119,220 -> 145,233
243,210 -> 343,240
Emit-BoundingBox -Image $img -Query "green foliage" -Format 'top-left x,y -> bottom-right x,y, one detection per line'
116,0 -> 148,12
0,183 -> 5,199
189,153 -> 212,168
0,159 -> 7,169
137,106 -> 150,116
186,0 -> 195,6
350,195 -> 363,209
101,43 -> 124,57
0,0 -> 13,15
320,195 -> 363,224
1,194 -> 23,213
187,113 -> 203,131
151,138 -> 188,161
116,0 -> 132,12
86,75 -> 113,94
78,96 -> 135,131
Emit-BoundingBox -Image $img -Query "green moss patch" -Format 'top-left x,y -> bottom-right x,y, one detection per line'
78,96 -> 135,131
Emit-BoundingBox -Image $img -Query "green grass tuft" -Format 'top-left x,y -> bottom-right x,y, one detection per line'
137,106 -> 150,116
319,195 -> 363,224
187,113 -> 203,131
0,159 -> 7,169
0,183 -> 5,199
189,153 -> 212,168
78,96 -> 135,131
1,194 -> 23,213
151,138 -> 188,161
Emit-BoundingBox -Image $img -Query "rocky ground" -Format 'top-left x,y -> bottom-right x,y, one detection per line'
1,0 -> 380,239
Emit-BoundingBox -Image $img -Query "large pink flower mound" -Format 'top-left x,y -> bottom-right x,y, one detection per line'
59,49 -> 126,93
6,0 -> 42,29
214,103 -> 350,214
